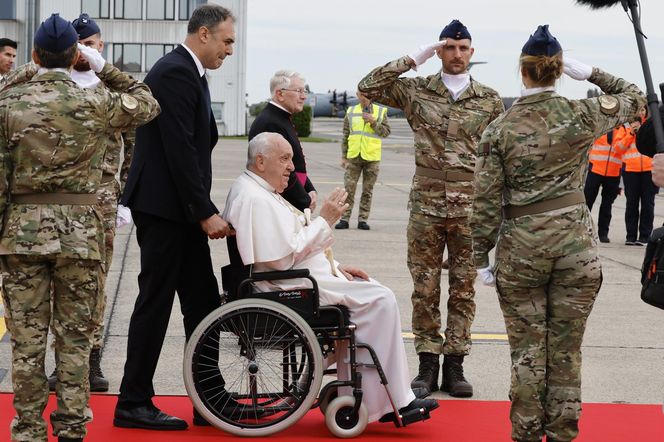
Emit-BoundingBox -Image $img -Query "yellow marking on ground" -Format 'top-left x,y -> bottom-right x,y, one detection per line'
402,332 -> 507,341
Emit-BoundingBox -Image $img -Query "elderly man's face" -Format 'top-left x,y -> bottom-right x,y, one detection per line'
258,138 -> 294,193
437,38 -> 474,75
0,45 -> 16,75
276,77 -> 307,114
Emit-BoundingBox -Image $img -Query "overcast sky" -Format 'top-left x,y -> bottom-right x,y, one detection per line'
245,0 -> 664,104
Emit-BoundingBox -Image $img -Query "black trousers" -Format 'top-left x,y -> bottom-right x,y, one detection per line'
584,170 -> 621,238
623,170 -> 659,241
118,210 -> 221,407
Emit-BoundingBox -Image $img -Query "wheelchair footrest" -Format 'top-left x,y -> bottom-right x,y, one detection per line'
381,406 -> 432,428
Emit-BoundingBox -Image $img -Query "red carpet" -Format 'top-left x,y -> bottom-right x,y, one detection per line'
0,393 -> 661,441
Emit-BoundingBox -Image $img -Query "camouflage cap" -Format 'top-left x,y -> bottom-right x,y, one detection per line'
34,13 -> 78,52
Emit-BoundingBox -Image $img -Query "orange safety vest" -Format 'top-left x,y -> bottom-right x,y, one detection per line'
588,125 -> 629,177
620,127 -> 653,172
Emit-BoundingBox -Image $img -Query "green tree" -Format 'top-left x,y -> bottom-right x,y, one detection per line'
292,105 -> 312,138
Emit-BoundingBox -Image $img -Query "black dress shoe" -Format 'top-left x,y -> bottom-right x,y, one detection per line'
599,236 -> 610,243
193,408 -> 212,426
357,221 -> 370,230
58,438 -> 83,442
378,398 -> 439,423
114,404 -> 188,430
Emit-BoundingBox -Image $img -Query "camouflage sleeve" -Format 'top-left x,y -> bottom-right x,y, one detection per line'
341,111 -> 350,157
576,68 -> 646,139
0,117 -> 8,232
119,129 -> 135,192
470,126 -> 504,268
97,63 -> 161,130
0,62 -> 38,93
358,56 -> 413,110
372,110 -> 391,138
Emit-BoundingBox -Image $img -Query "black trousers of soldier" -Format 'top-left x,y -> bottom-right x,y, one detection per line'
584,171 -> 620,238
623,170 -> 659,242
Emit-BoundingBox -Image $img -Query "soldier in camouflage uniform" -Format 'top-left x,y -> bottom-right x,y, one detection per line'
471,26 -> 645,442
0,14 -> 159,442
336,91 -> 391,230
359,19 -> 503,398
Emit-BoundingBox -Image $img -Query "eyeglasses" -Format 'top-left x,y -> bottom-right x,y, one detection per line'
280,88 -> 308,95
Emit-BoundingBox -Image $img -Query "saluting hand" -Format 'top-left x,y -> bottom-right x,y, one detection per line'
407,40 -> 447,71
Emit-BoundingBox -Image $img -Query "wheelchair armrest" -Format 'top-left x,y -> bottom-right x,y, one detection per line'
248,269 -> 310,281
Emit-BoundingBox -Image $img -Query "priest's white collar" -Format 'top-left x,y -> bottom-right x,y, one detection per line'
245,170 -> 276,193
520,86 -> 555,97
269,100 -> 290,114
181,43 -> 206,77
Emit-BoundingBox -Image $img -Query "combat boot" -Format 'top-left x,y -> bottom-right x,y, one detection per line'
48,368 -> 57,391
410,353 -> 440,397
89,348 -> 109,392
441,354 -> 473,397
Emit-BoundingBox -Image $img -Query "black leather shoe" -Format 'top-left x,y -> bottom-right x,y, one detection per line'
114,404 -> 188,430
58,438 -> 83,442
357,221 -> 370,230
599,236 -> 610,243
193,408 -> 211,426
335,220 -> 349,229
378,398 -> 439,423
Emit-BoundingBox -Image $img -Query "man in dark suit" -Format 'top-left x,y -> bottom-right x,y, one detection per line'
114,4 -> 235,430
249,70 -> 317,211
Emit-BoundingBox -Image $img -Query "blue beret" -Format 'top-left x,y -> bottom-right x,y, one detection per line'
439,19 -> 471,41
34,13 -> 78,53
522,25 -> 562,57
72,13 -> 101,40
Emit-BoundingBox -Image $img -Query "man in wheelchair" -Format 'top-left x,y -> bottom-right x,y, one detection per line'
220,132 -> 439,425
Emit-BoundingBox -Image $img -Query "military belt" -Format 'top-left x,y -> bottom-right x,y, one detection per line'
503,192 -> 586,219
12,193 -> 98,205
415,166 -> 474,182
101,173 -> 116,183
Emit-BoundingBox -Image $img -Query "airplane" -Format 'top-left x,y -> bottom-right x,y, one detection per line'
308,62 -> 488,118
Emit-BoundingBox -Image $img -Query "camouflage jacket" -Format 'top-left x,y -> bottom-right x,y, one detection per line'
471,68 -> 646,267
0,63 -> 160,259
359,56 -> 504,218
3,63 -> 137,195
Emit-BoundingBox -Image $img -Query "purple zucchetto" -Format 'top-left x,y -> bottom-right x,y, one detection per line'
34,13 -> 78,53
439,19 -> 471,41
522,25 -> 562,56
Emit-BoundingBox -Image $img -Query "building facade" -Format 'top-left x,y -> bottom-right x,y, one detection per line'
0,0 -> 247,135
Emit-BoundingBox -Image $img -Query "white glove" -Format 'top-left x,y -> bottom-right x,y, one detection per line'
407,40 -> 447,71
477,265 -> 496,287
116,204 -> 133,228
77,43 -> 106,73
563,57 -> 592,81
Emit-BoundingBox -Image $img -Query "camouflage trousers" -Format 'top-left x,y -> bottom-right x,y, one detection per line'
495,247 -> 601,442
1,254 -> 101,441
407,212 -> 476,355
342,158 -> 380,223
93,180 -> 120,349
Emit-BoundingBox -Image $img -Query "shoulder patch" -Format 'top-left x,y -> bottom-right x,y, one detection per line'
121,94 -> 138,111
478,142 -> 491,157
598,95 -> 619,115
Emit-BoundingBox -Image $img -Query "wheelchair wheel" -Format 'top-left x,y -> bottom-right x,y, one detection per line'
184,298 -> 324,436
324,396 -> 368,438
318,384 -> 338,415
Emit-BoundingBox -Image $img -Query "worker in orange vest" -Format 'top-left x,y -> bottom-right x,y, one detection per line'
584,124 -> 630,243
621,107 -> 659,245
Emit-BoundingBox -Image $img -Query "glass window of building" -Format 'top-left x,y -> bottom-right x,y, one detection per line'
147,0 -> 175,20
211,102 -> 224,122
0,0 -> 16,19
115,0 -> 142,19
113,44 -> 142,72
145,44 -> 175,71
179,0 -> 206,20
81,0 -> 110,19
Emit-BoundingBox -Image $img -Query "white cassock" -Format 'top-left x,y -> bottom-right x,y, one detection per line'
222,171 -> 415,422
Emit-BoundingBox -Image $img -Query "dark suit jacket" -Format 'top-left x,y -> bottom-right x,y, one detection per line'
636,105 -> 664,158
249,102 -> 315,211
121,45 -> 218,223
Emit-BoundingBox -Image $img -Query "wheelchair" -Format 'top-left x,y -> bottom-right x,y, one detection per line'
183,237 -> 432,438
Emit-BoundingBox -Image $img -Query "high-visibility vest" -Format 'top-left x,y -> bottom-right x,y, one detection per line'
620,128 -> 653,172
346,104 -> 386,161
588,125 -> 629,177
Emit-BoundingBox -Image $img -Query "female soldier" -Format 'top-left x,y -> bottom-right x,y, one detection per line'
470,25 -> 645,442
